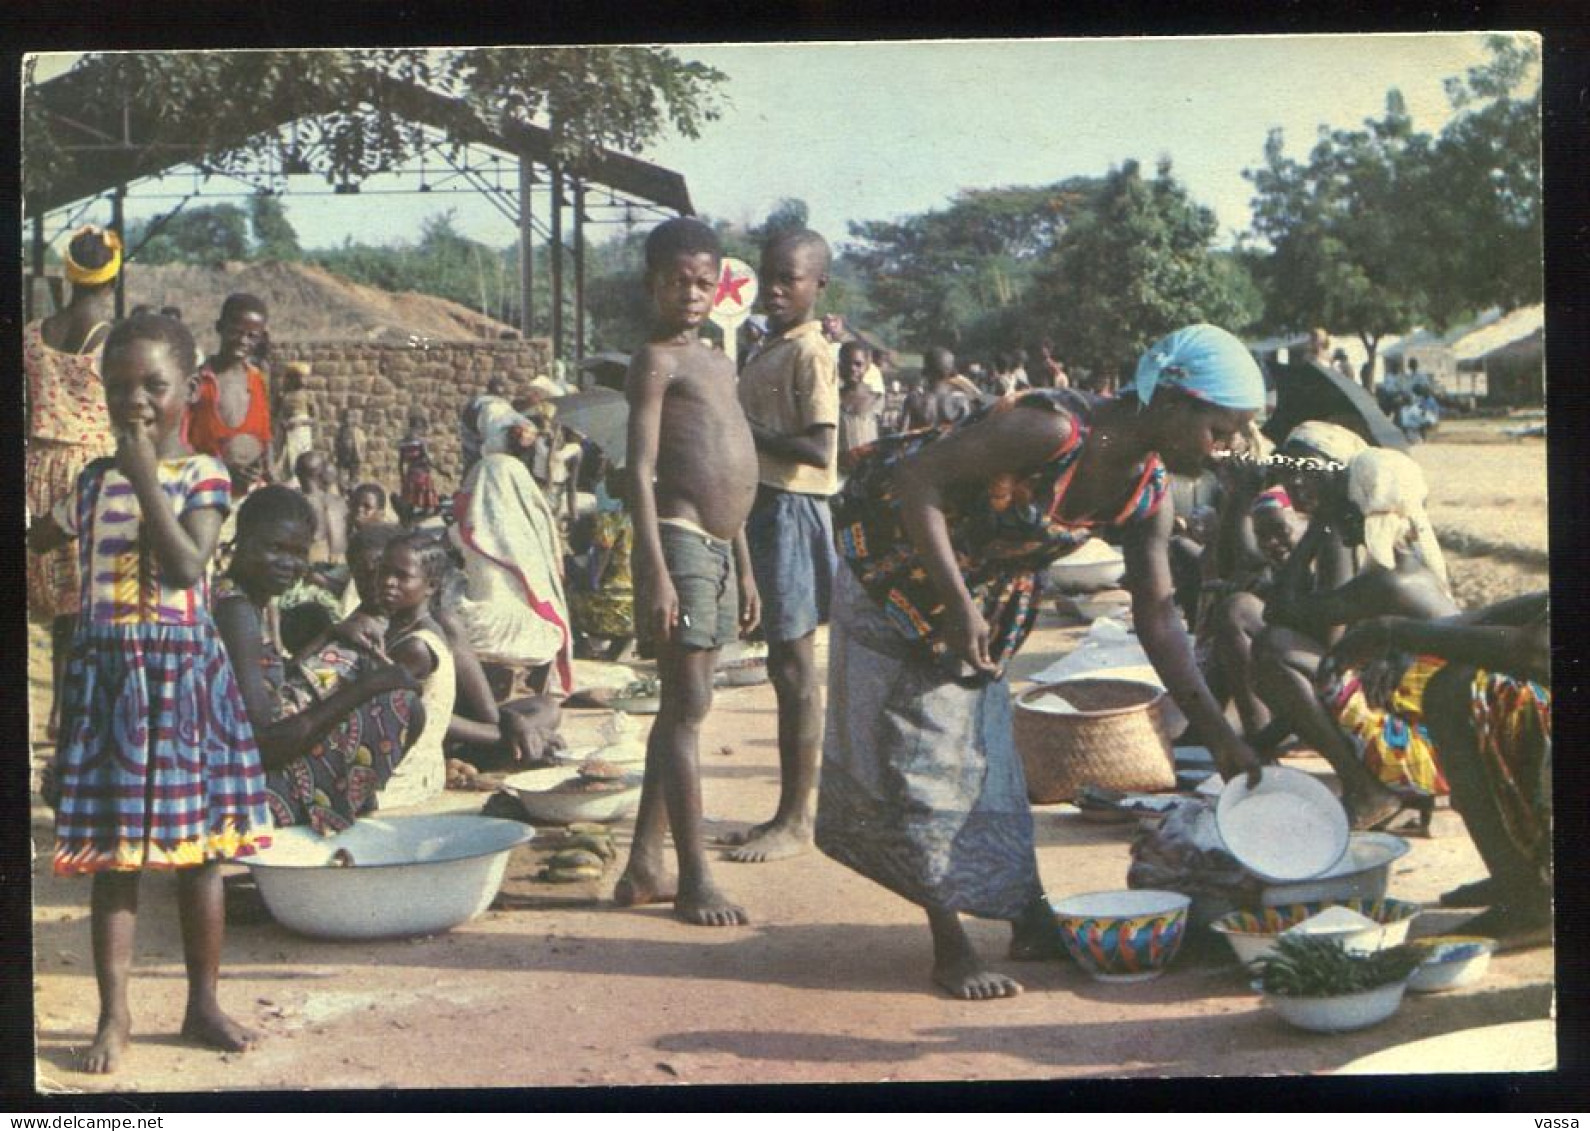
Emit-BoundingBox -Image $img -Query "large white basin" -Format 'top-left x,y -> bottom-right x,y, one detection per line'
245,814 -> 534,940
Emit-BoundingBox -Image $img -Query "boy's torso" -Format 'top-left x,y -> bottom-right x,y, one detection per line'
650,339 -> 758,541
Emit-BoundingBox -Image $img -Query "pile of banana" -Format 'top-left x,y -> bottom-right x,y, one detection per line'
536,823 -> 618,883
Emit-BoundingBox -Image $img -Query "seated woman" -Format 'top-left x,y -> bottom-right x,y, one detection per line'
450,397 -> 575,696
212,487 -> 423,834
332,523 -> 564,774
1204,421 -> 1367,743
1322,592 -> 1550,947
1254,447 -> 1458,832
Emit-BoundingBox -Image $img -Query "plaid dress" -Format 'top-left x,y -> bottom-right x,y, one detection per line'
51,455 -> 270,874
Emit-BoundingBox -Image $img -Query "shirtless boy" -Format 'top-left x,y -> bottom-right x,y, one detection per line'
294,451 -> 349,568
613,217 -> 761,927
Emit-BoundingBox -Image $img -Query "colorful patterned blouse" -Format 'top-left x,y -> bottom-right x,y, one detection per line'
52,454 -> 232,626
832,388 -> 1167,673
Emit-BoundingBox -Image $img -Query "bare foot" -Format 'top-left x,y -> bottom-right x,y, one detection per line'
1457,905 -> 1552,952
181,1003 -> 259,1053
932,954 -> 1023,1000
674,883 -> 749,927
80,1015 -> 130,1074
1008,899 -> 1067,961
613,864 -> 677,907
716,820 -> 773,847
723,820 -> 812,863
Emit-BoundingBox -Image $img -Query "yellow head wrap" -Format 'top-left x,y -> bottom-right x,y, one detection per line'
63,226 -> 123,287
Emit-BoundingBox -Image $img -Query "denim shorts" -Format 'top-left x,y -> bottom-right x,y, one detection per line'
644,522 -> 740,652
746,485 -> 837,644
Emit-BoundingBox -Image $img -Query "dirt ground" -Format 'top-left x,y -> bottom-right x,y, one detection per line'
26,426 -> 1555,1094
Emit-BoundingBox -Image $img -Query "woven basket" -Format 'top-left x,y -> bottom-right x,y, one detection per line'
1013,678 -> 1175,803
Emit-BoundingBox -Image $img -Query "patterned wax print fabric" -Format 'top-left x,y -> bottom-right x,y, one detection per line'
1470,669 -> 1552,887
815,567 -> 1043,919
1325,656 -> 1450,798
51,455 -> 271,874
569,509 -> 636,639
25,319 -> 114,619
832,387 -> 1167,676
222,588 -> 423,837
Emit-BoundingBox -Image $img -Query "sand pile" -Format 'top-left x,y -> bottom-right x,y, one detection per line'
123,260 -> 519,345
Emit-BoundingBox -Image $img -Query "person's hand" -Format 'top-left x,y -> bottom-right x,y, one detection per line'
738,575 -> 761,636
1221,737 -> 1264,790
644,575 -> 680,644
331,611 -> 388,658
500,710 -> 558,766
944,597 -> 996,675
114,421 -> 159,483
1326,617 -> 1394,673
362,658 -> 420,697
1358,650 -> 1414,711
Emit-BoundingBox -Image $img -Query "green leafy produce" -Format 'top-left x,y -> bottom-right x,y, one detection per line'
1252,935 -> 1423,998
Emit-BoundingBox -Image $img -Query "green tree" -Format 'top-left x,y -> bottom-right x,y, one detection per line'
1245,92 -> 1434,384
845,180 -> 1099,353
127,203 -> 251,266
1033,159 -> 1258,376
1421,35 -> 1542,323
751,198 -> 810,243
249,193 -> 301,261
1242,37 -> 1541,384
25,48 -> 725,207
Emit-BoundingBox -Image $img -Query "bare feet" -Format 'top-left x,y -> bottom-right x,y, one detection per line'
1439,877 -> 1500,909
181,1002 -> 259,1054
1008,898 -> 1067,961
674,883 -> 749,927
1456,904 -> 1552,952
722,820 -> 812,863
81,1014 -> 130,1074
933,953 -> 1024,1000
613,864 -> 677,907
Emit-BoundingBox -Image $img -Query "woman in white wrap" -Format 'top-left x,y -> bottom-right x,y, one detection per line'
449,396 -> 575,695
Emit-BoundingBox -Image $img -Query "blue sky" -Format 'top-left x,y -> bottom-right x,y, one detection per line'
30,34 -> 1517,255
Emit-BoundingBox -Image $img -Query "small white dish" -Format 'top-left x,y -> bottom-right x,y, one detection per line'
1216,767 -> 1348,882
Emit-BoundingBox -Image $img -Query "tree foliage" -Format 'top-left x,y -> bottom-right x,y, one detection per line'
1243,35 -> 1540,379
127,203 -> 251,266
845,180 -> 1098,352
249,193 -> 302,261
1033,159 -> 1260,375
24,47 -> 726,204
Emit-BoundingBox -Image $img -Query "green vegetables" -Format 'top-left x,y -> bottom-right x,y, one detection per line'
1253,935 -> 1424,998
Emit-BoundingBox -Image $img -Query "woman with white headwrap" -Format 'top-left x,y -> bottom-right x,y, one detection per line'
816,324 -> 1268,1000
449,393 -> 574,697
1255,447 -> 1458,832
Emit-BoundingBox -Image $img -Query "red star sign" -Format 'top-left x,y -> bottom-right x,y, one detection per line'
715,264 -> 751,308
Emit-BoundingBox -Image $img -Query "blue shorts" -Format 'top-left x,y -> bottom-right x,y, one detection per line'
746,486 -> 837,644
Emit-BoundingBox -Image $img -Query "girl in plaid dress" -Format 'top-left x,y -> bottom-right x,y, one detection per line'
29,314 -> 270,1074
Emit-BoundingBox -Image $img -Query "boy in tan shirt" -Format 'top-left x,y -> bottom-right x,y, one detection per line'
725,230 -> 840,863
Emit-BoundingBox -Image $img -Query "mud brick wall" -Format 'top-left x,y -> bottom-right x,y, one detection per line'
268,338 -> 554,494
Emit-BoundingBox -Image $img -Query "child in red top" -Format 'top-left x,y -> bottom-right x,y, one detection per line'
190,293 -> 273,496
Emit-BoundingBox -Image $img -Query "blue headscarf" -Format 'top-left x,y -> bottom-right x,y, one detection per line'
1132,324 -> 1266,412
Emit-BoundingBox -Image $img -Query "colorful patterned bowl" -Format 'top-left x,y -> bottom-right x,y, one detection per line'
1210,897 -> 1421,968
1051,889 -> 1191,983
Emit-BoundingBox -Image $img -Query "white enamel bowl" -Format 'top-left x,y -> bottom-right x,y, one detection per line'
245,815 -> 534,940
1261,979 -> 1409,1033
1259,832 -> 1411,906
503,765 -> 643,825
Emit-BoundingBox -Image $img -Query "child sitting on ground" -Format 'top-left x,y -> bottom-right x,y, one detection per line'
614,216 -> 761,927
